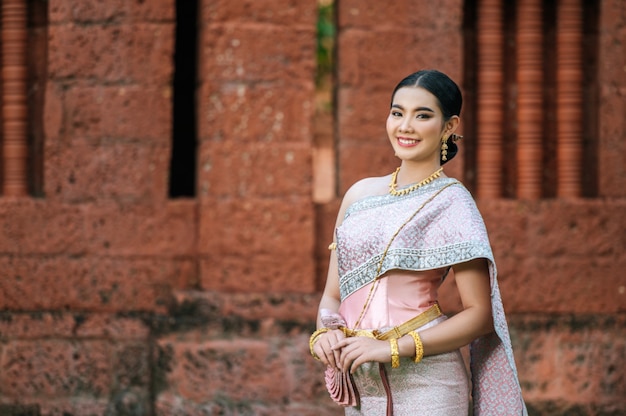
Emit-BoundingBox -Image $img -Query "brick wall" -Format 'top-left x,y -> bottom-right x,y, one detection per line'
0,0 -> 624,415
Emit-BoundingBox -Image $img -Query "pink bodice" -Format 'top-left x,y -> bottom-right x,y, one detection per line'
338,268 -> 446,329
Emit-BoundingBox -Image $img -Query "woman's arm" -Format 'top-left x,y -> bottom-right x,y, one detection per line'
312,247 -> 346,369
312,181 -> 365,368
397,257 -> 493,357
333,258 -> 493,373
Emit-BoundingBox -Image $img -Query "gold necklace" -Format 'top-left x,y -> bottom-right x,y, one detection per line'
388,167 -> 443,196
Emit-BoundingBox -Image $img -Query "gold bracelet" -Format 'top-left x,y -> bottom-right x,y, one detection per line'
309,328 -> 330,360
328,242 -> 337,251
409,331 -> 424,363
389,338 -> 400,368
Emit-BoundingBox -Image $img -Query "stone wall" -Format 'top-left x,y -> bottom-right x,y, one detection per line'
0,0 -> 624,415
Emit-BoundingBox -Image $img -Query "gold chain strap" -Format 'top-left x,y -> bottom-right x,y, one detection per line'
352,182 -> 459,329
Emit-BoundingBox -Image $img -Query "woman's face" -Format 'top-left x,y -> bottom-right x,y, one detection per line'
386,87 -> 452,165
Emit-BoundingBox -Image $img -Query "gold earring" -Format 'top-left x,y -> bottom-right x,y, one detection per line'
441,136 -> 449,161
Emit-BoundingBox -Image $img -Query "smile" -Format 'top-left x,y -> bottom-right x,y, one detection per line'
398,137 -> 420,146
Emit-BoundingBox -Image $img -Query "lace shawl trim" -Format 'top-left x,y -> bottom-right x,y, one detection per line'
339,241 -> 493,300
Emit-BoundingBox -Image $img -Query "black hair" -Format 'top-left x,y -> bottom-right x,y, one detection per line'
390,70 -> 463,164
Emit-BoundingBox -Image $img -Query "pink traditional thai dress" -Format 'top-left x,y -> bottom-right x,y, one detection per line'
334,177 -> 527,415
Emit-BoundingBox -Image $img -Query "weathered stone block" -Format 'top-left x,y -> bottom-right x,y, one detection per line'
197,141 -> 312,198
201,0 -> 317,26
197,82 -> 315,143
338,0 -> 462,29
84,201 -> 197,256
48,23 -> 173,84
200,24 -> 315,83
509,315 -> 626,410
64,85 -> 172,143
0,256 -> 192,312
45,140 -> 170,203
199,197 -> 314,256
0,340 -> 112,398
0,200 -> 85,255
156,338 -> 289,403
338,142 -> 396,193
200,253 -> 315,293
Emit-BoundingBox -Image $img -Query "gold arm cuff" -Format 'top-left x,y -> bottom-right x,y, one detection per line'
389,338 -> 400,368
409,331 -> 424,363
309,328 -> 330,361
328,242 -> 337,251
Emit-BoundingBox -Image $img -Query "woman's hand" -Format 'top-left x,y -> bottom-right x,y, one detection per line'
332,337 -> 391,373
313,329 -> 346,369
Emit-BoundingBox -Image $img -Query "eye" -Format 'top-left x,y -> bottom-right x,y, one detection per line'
416,113 -> 432,119
391,110 -> 403,117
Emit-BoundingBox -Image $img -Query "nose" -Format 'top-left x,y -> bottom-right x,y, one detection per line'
399,117 -> 413,133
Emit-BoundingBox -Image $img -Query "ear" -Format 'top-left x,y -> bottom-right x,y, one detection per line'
444,116 -> 460,136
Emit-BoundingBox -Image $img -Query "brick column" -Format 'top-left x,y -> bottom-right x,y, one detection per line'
476,0 -> 504,199
556,0 -> 583,198
516,0 -> 543,199
1,0 -> 28,197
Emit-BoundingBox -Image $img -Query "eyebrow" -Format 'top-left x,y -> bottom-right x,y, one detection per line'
391,104 -> 435,113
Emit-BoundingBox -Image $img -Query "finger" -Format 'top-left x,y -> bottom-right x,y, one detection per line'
333,343 -> 343,370
318,333 -> 339,367
339,343 -> 358,371
331,338 -> 349,350
349,354 -> 367,374
322,339 -> 337,369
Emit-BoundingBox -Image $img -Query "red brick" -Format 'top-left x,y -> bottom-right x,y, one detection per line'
49,0 -> 127,23
50,0 -> 175,23
0,313 -> 75,339
499,255 -> 626,314
510,315 -> 626,405
0,256 -> 192,312
0,312 -> 150,340
336,85 -> 390,141
64,85 -> 172,142
45,139 -> 170,203
44,81 -> 64,141
0,340 -> 112,398
197,81 -> 315,143
338,0 -> 462,29
314,200 -> 342,290
37,400 -> 109,416
479,200 -> 531,259
172,291 -> 318,325
598,1 -> 626,198
157,338 -> 290,403
199,197 -> 314,256
197,141 -> 312,198
113,342 -> 151,388
84,201 -> 197,256
48,23 -> 173,84
201,0 -> 317,26
0,200 -> 85,255
338,142 -> 397,193
337,28 -> 462,91
199,24 -> 315,83
73,315 -> 151,340
200,253 -> 315,293
526,200 -> 625,258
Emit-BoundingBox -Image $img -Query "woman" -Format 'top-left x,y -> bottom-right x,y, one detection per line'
310,70 -> 527,415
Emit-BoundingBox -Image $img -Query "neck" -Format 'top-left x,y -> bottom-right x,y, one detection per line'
395,163 -> 443,187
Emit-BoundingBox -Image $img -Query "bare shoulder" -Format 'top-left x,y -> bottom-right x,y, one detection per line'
343,174 -> 391,206
333,172 -> 392,227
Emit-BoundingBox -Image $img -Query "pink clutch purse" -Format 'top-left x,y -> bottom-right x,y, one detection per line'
320,309 -> 359,407
325,366 -> 359,407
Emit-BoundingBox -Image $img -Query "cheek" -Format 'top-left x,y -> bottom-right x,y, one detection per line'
386,118 -> 395,134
